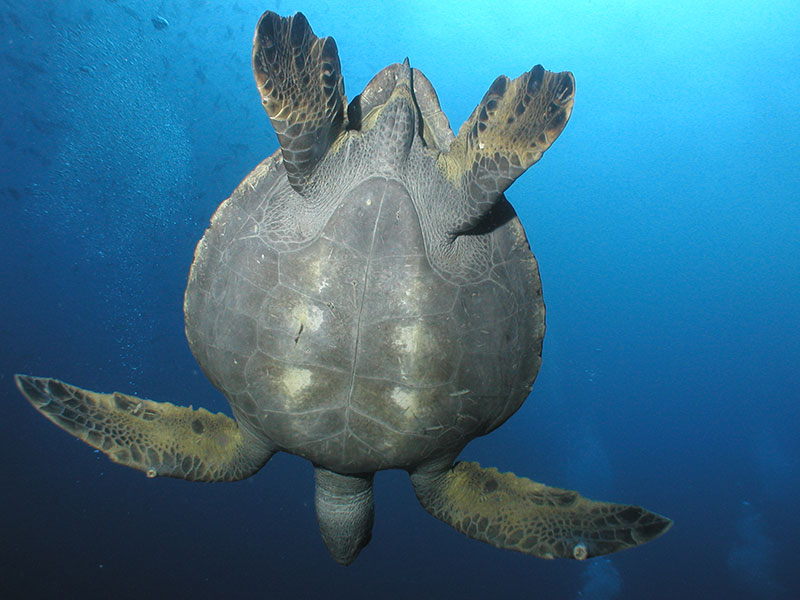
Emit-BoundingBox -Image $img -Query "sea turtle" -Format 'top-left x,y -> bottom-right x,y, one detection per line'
16,10 -> 671,565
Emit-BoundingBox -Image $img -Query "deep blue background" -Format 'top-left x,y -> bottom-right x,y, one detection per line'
2,1 -> 798,598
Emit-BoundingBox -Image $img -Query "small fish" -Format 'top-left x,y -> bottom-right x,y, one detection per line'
152,16 -> 169,30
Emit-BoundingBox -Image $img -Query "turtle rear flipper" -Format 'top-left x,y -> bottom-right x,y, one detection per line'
439,66 -> 575,233
15,375 -> 274,482
411,460 -> 671,559
252,11 -> 345,195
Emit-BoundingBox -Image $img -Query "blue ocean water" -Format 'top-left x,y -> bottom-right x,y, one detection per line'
1,0 -> 798,598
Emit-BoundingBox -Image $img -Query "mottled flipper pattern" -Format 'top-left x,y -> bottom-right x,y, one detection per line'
15,375 -> 273,482
440,65 -> 575,232
252,11 -> 345,195
412,461 -> 671,559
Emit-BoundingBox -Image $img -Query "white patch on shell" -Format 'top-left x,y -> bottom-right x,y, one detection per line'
297,246 -> 334,293
395,323 -> 422,354
282,368 -> 312,398
391,387 -> 419,419
290,303 -> 324,332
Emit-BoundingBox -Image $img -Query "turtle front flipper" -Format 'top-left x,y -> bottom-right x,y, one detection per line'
252,11 -> 345,195
15,375 -> 274,482
411,460 -> 671,559
439,66 -> 575,233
